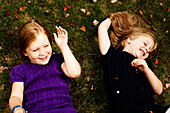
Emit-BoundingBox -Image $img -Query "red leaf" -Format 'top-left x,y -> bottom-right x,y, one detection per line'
6,11 -> 11,15
14,14 -> 18,19
64,4 -> 71,11
145,19 -> 151,24
155,59 -> 159,64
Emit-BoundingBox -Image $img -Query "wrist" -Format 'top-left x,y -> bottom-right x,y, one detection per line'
11,105 -> 25,113
60,45 -> 69,52
144,67 -> 152,75
14,107 -> 22,113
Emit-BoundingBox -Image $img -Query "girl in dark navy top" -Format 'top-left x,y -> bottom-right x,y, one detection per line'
98,11 -> 169,113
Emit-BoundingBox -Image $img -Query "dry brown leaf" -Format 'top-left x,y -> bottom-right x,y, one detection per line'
111,0 -> 117,3
80,8 -> 86,13
93,19 -> 99,26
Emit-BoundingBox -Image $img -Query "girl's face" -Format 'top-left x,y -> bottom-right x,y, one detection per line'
124,35 -> 154,59
24,33 -> 52,65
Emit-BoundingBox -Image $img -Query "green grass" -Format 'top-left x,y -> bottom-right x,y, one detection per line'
0,0 -> 169,112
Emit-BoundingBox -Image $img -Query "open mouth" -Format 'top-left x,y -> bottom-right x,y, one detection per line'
140,49 -> 145,56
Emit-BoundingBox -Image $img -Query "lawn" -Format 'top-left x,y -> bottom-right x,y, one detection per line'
0,0 -> 169,112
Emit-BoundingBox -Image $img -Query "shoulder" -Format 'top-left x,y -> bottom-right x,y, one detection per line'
11,63 -> 26,73
101,44 -> 116,56
51,52 -> 64,64
11,63 -> 27,83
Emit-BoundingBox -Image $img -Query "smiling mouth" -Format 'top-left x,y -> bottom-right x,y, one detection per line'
140,49 -> 145,56
39,56 -> 48,60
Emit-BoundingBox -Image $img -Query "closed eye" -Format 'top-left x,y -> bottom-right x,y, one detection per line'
33,49 -> 38,52
44,44 -> 49,47
144,42 -> 147,46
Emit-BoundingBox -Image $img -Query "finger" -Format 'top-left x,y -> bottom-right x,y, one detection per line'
53,33 -> 58,41
56,26 -> 61,34
59,26 -> 66,34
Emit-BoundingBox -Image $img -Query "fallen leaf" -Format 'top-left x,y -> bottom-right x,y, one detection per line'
64,4 -> 71,11
163,60 -> 166,62
15,26 -> 18,31
155,59 -> 159,64
86,77 -> 90,82
93,19 -> 99,26
91,85 -> 94,90
14,14 -> 18,19
28,0 -> 31,3
163,18 -> 166,21
150,111 -> 153,113
93,0 -> 97,3
56,20 -> 59,23
163,87 -> 166,90
150,15 -> 153,20
6,11 -> 11,15
86,11 -> 91,16
80,25 -> 86,32
167,7 -> 170,12
64,7 -> 68,11
80,8 -> 86,13
166,83 -> 170,89
20,6 -> 27,11
0,84 -> 5,91
139,10 -> 143,15
65,13 -> 69,17
0,66 -> 8,73
111,0 -> 117,3
145,19 -> 151,24
0,46 -> 2,50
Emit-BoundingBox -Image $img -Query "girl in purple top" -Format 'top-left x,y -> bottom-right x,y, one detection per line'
9,20 -> 81,113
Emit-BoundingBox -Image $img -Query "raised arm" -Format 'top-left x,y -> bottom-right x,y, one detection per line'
53,26 -> 81,78
98,18 -> 112,55
131,59 -> 163,95
9,82 -> 24,113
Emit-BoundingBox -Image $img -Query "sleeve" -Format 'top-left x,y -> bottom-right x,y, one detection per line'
146,59 -> 153,71
101,44 -> 116,62
52,52 -> 64,70
10,63 -> 25,84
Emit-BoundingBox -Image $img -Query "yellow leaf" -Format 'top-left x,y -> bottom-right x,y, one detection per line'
20,6 -> 27,11
28,0 -> 31,3
80,25 -> 86,32
139,10 -> 143,15
163,18 -> 166,21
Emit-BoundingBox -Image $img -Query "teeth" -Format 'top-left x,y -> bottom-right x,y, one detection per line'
141,50 -> 145,56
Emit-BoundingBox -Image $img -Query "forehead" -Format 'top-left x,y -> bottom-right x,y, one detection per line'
29,33 -> 49,48
135,35 -> 155,47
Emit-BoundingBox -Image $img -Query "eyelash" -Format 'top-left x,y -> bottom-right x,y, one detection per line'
44,44 -> 48,47
144,42 -> 147,46
33,49 -> 38,52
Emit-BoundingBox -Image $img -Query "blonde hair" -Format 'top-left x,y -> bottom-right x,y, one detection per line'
18,20 -> 51,62
109,11 -> 157,56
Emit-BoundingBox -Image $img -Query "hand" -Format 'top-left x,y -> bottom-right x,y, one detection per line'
131,59 -> 149,72
53,26 -> 68,50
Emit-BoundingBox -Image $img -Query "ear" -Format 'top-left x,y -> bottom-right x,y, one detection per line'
127,37 -> 133,44
23,51 -> 28,56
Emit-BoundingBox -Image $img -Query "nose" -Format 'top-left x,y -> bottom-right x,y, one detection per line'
39,48 -> 45,56
145,47 -> 149,52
